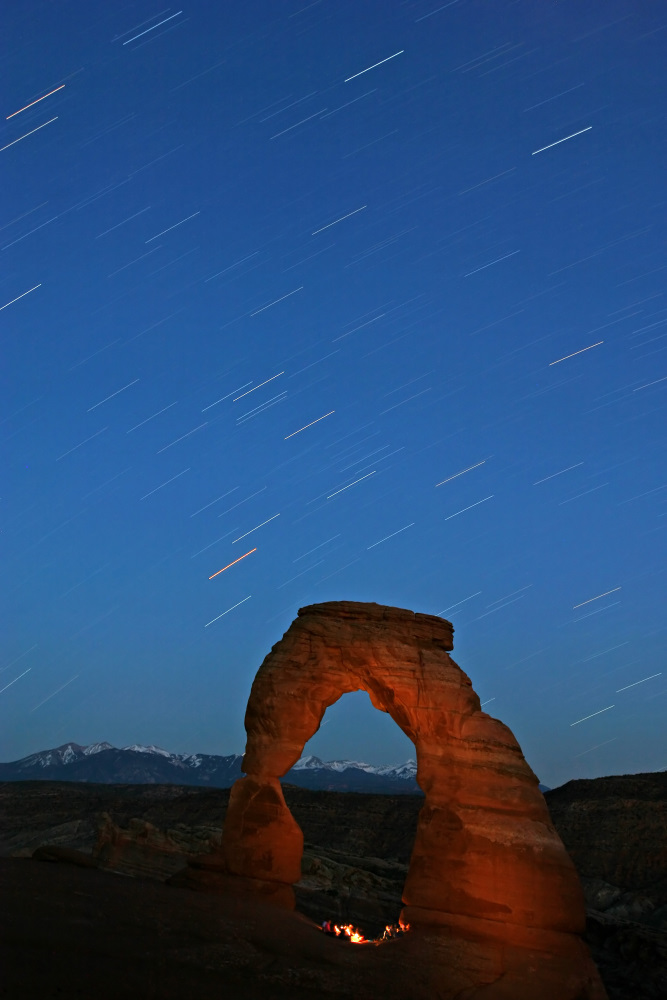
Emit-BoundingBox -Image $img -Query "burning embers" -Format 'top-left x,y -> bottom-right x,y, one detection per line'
320,918 -> 410,945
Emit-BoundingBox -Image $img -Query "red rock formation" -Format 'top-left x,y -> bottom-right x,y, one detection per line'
184,601 -> 608,998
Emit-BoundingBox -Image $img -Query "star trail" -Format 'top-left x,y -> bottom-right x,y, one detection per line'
1,1 -> 665,786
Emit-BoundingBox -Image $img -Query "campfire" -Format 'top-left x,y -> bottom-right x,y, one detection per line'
320,918 -> 410,944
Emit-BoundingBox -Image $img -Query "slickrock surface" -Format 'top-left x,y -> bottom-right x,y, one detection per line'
182,600 -> 606,999
0,857 -> 409,1000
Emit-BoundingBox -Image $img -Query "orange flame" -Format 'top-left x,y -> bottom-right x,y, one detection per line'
334,923 -> 368,943
321,918 -> 409,944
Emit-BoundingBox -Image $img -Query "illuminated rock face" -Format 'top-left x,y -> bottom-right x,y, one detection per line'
219,601 -> 607,998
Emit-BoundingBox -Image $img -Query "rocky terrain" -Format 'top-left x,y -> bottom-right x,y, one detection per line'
0,780 -> 419,935
1,772 -> 666,997
546,773 -> 667,925
544,772 -> 667,999
0,780 -> 421,864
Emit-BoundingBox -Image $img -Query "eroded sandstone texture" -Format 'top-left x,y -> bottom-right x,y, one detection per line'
200,601 -> 607,997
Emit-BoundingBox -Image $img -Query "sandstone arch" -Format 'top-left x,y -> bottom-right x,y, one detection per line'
186,601 -> 607,997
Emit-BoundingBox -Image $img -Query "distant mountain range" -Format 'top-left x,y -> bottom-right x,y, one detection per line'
0,742 -> 550,794
0,742 -> 424,794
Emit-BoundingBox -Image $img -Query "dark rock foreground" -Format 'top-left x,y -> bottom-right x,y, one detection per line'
1,774 -> 666,998
0,857 -> 418,1000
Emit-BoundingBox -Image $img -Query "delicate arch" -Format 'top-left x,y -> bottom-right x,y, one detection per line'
220,601 -> 585,936
174,601 -> 607,997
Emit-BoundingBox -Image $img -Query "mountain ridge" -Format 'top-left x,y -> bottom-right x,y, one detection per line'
0,741 -> 424,794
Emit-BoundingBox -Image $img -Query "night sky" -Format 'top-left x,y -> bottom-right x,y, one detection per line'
2,0 -> 665,789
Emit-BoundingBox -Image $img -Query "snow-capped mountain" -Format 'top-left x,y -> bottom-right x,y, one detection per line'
0,742 -> 422,794
121,744 -> 174,758
7,741 -> 115,770
292,754 -> 418,781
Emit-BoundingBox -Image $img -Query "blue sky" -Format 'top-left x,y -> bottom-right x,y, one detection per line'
2,0 -> 665,788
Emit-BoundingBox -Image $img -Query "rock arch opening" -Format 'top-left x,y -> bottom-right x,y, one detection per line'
290,690 -> 422,936
298,687 -> 417,779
